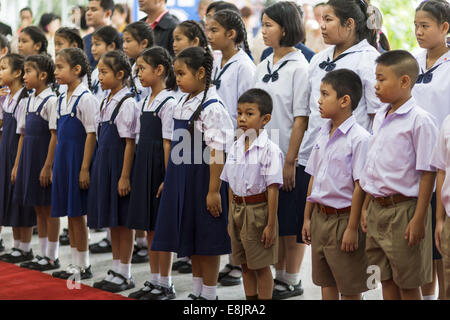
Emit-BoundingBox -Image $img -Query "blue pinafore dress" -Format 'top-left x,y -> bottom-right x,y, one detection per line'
126,96 -> 174,231
0,93 -> 36,226
13,94 -> 55,206
150,99 -> 231,257
87,95 -> 134,228
51,91 -> 89,218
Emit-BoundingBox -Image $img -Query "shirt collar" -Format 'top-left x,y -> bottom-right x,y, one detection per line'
108,87 -> 132,103
268,49 -> 303,67
147,10 -> 169,30
35,87 -> 54,99
327,39 -> 377,59
323,115 -> 356,137
236,129 -> 269,152
182,86 -> 217,105
416,48 -> 450,70
383,96 -> 416,116
9,87 -> 24,102
69,83 -> 89,97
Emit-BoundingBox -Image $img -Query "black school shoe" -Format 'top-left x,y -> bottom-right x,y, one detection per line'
0,239 -> 5,252
32,227 -> 38,235
89,238 -> 112,254
220,266 -> 242,286
101,273 -> 135,293
131,245 -> 149,264
52,265 -> 93,280
28,256 -> 61,271
59,228 -> 70,246
140,284 -> 176,300
93,270 -> 117,289
197,296 -> 219,300
177,260 -> 192,274
272,279 -> 304,300
128,281 -> 158,299
20,255 -> 44,268
0,248 -> 33,263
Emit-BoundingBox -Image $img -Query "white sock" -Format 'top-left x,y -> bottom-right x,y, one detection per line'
105,260 -> 120,282
284,272 -> 300,286
149,273 -> 160,286
77,250 -> 89,268
136,237 -> 147,248
119,262 -> 131,279
200,284 -> 217,300
423,295 -> 436,300
159,276 -> 171,288
228,254 -> 233,264
229,266 -> 242,278
193,277 -> 203,296
19,241 -> 31,253
70,247 -> 77,265
47,241 -> 59,260
13,239 -> 20,248
275,269 -> 285,281
106,229 -> 111,241
39,237 -> 48,256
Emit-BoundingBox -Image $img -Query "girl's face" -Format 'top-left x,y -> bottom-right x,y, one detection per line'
54,55 -> 79,85
261,14 -> 283,48
23,62 -> 44,90
415,10 -> 449,49
97,59 -> 121,90
123,31 -> 147,59
91,36 -> 113,62
207,19 -> 234,51
174,59 -> 204,94
136,56 -> 160,88
320,5 -> 352,45
0,58 -> 18,87
18,32 -> 41,56
173,27 -> 199,56
54,35 -> 74,55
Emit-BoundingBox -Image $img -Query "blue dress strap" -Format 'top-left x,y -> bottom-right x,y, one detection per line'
69,90 -> 89,116
188,99 -> 219,122
11,88 -> 25,115
141,95 -> 150,113
110,93 -> 135,123
36,95 -> 56,114
154,96 -> 175,114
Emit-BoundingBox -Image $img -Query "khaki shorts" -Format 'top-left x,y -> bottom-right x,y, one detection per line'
365,199 -> 432,289
311,205 -> 369,295
229,200 -> 278,270
441,216 -> 450,299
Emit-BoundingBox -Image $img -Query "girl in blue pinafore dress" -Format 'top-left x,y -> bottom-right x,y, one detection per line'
0,54 -> 36,263
12,54 -> 60,267
87,50 -> 138,294
151,47 -> 234,300
126,47 -> 177,301
50,48 -> 98,280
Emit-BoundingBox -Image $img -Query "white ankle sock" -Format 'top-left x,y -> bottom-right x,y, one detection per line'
200,284 -> 217,300
19,241 -> 31,253
159,276 -> 171,288
423,295 -> 436,300
77,250 -> 89,268
106,229 -> 111,241
136,237 -> 147,248
105,260 -> 120,281
228,254 -> 233,264
119,262 -> 131,279
13,240 -> 20,248
47,241 -> 59,260
193,277 -> 203,296
150,273 -> 160,286
275,269 -> 285,281
284,272 -> 300,286
39,237 -> 48,256
70,247 -> 77,265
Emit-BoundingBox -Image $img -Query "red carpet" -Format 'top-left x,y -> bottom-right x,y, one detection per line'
0,261 -> 132,300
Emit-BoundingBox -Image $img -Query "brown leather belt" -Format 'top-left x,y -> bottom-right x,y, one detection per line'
318,204 -> 351,215
373,194 -> 416,207
233,192 -> 267,205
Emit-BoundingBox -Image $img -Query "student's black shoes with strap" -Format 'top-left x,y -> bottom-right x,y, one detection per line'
128,281 -> 158,299
197,296 -> 219,300
28,257 -> 61,271
89,238 -> 112,254
101,273 -> 135,293
272,279 -> 304,300
172,259 -> 188,271
187,293 -> 199,300
93,269 -> 116,289
177,260 -> 192,274
20,255 -> 44,268
59,228 -> 70,246
0,248 -> 33,263
220,265 -> 242,286
131,245 -> 149,264
140,284 -> 176,300
52,264 -> 93,280
218,264 -> 234,282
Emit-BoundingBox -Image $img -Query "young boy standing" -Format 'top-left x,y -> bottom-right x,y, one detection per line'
360,50 -> 438,300
302,69 -> 370,300
220,88 -> 284,300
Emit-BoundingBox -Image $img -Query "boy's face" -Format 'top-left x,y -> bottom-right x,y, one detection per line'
318,82 -> 343,119
86,1 -> 109,28
375,64 -> 406,104
237,102 -> 270,134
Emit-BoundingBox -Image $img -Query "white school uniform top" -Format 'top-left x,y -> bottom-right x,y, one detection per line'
58,75 -> 89,97
298,39 -> 383,167
97,87 -> 138,139
17,87 -> 58,134
412,49 -> 450,129
173,87 -> 234,152
135,89 -> 175,141
431,115 -> 450,217
253,49 -> 310,157
212,49 -> 256,126
0,88 -> 28,135
57,83 -> 99,133
220,129 -> 284,197
132,63 -> 151,103
305,115 -> 370,209
360,97 -> 438,198
90,68 -> 108,103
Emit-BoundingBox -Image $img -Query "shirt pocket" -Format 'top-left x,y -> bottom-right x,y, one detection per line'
327,145 -> 352,181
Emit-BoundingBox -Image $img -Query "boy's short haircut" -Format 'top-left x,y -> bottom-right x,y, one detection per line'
89,0 -> 115,12
376,50 -> 420,87
20,7 -> 32,15
321,69 -> 363,111
238,88 -> 273,116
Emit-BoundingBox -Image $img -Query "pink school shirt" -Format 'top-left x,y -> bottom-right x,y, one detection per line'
305,115 -> 370,209
220,129 -> 284,197
360,97 -> 438,198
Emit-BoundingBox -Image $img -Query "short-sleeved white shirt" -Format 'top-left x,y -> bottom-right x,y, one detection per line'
0,88 -> 28,135
18,87 -> 58,133
90,68 -> 108,103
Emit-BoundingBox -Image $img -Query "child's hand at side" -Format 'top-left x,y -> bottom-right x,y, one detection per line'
11,166 -> 18,185
156,182 -> 164,198
360,208 -> 368,233
207,191 -> 222,217
405,216 -> 425,246
39,165 -> 52,187
118,177 -> 131,197
302,218 -> 311,245
261,223 -> 276,249
79,169 -> 90,190
341,227 -> 358,252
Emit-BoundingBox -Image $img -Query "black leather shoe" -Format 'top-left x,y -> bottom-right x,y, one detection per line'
0,248 -> 33,263
102,273 -> 135,293
131,245 -> 149,264
52,265 -> 93,280
89,238 -> 112,254
20,255 -> 44,268
59,228 -> 70,246
29,257 -> 61,271
93,270 -> 117,289
220,266 -> 242,286
272,279 -> 304,300
178,260 -> 192,274
128,281 -> 158,299
140,284 -> 176,300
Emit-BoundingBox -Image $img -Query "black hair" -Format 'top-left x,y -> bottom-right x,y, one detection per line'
20,7 -> 32,15
25,54 -> 59,95
206,1 -> 240,15
288,1 -> 304,19
88,0 -> 115,12
123,21 -> 155,49
92,25 -> 122,50
238,88 -> 273,116
416,0 -> 450,34
56,48 -> 92,91
176,20 -> 209,50
321,69 -> 363,110
175,46 -> 214,133
55,27 -> 84,50
378,31 -> 390,52
376,50 -> 420,87
38,13 -> 60,33
21,26 -> 48,54
263,1 -> 306,46
100,50 -> 137,94
212,9 -> 252,57
114,3 -> 131,24
137,46 -> 177,91
326,0 -> 378,49
0,34 -> 10,53
0,54 -> 29,105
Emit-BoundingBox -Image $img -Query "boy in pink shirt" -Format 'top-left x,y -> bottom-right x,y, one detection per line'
360,50 -> 438,300
302,69 -> 370,300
